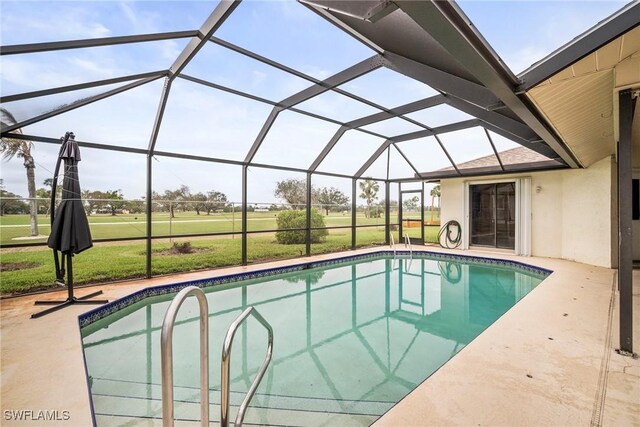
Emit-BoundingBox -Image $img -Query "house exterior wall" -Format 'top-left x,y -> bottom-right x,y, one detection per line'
440,156 -> 615,268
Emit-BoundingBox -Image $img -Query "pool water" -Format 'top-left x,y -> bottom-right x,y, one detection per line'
81,255 -> 547,426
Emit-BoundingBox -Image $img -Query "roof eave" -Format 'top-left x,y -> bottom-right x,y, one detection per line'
517,1 -> 640,92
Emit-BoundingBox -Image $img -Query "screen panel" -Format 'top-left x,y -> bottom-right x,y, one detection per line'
252,110 -> 341,169
0,1 -> 208,44
405,104 -> 474,129
155,78 -> 273,160
1,39 -> 189,96
215,0 -> 376,80
20,79 -> 165,149
295,90 -> 382,123
316,130 -> 386,176
181,42 -> 310,102
338,67 -> 438,109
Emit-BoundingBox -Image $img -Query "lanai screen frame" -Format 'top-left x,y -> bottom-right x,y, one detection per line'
0,0 -> 569,276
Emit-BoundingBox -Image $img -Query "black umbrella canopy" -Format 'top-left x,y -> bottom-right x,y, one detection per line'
47,135 -> 93,254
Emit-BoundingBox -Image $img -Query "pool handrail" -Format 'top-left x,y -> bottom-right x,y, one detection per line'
404,233 -> 413,259
160,286 -> 209,427
390,232 -> 396,258
221,306 -> 274,427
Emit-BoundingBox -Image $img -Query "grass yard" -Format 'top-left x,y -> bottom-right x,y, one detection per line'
0,211 -> 417,245
0,212 -> 440,295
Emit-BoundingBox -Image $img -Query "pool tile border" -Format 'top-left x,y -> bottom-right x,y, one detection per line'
78,250 -> 552,328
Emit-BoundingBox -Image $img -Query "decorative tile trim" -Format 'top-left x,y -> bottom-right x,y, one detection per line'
78,250 -> 552,328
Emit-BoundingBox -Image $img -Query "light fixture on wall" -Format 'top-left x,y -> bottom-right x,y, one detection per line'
535,185 -> 542,194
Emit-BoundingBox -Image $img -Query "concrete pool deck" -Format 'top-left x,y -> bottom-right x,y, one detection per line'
1,247 -> 638,426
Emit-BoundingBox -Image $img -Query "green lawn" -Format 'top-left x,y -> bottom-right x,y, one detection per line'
0,214 -> 440,295
0,211 -> 406,245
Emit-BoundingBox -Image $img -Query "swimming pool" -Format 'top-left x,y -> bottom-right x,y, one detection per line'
79,251 -> 550,426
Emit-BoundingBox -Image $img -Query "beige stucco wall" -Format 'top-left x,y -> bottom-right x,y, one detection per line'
440,156 -> 615,268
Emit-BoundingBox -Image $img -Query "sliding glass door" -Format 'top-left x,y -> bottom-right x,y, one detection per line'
470,182 -> 515,249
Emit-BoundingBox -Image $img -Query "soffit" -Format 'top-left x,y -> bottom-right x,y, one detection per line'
527,70 -> 615,167
533,25 -> 640,87
526,27 -> 640,168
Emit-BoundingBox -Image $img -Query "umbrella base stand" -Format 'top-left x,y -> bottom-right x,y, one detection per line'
31,290 -> 108,319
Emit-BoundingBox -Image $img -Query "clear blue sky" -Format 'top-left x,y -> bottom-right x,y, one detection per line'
0,0 -> 629,204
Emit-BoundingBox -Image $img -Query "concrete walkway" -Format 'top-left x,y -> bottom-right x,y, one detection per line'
1,248 -> 638,426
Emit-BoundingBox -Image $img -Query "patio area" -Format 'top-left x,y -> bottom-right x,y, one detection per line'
1,247 -> 638,426
1,0 -> 639,425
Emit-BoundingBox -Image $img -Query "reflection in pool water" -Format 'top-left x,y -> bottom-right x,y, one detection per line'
81,255 -> 546,426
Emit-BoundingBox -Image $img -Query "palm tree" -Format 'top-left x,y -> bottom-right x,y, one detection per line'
359,178 -> 379,218
1,108 -> 39,236
429,184 -> 441,224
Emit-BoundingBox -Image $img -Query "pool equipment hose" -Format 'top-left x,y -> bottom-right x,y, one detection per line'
438,220 -> 462,249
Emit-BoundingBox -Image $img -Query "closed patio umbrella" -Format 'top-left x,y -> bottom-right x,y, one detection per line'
32,132 -> 107,318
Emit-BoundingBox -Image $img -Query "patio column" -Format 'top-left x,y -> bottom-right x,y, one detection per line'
145,154 -> 153,278
385,181 -> 390,245
421,182 -> 426,243
242,165 -> 248,265
306,172 -> 312,257
618,89 -> 635,355
145,77 -> 172,279
398,183 -> 403,241
351,178 -> 356,250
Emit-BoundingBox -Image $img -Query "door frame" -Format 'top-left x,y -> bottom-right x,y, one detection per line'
398,187 -> 425,245
463,177 -> 531,255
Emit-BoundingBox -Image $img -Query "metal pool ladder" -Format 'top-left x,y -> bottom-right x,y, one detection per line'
160,286 -> 274,427
221,306 -> 273,427
404,233 -> 413,259
390,232 -> 397,258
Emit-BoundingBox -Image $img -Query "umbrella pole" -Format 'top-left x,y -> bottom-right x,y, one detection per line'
67,253 -> 74,300
31,133 -> 109,319
31,253 -> 109,318
32,253 -> 109,318
64,254 -> 104,302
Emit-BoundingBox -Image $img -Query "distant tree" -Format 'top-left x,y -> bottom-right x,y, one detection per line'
316,187 -> 349,215
429,184 -> 441,223
1,108 -> 38,236
35,187 -> 51,214
205,190 -> 228,215
163,185 -> 190,217
36,178 -> 60,215
222,203 -> 236,213
104,190 -> 125,215
150,191 -> 164,214
403,195 -> 420,212
126,199 -> 145,214
0,188 -> 29,215
83,189 -> 125,215
163,189 -> 179,218
191,192 -> 207,215
274,179 -> 307,209
83,190 -> 101,215
430,185 -> 441,204
358,178 -> 379,218
82,190 -> 94,215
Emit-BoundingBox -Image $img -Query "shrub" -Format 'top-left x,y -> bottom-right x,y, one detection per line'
171,241 -> 194,254
275,209 -> 328,244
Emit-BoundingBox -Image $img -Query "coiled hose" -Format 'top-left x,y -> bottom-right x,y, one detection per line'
437,220 -> 462,249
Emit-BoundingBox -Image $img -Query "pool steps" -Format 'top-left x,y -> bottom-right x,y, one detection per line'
91,378 -> 386,426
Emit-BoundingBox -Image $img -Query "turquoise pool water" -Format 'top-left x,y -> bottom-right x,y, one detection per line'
80,254 -> 548,426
